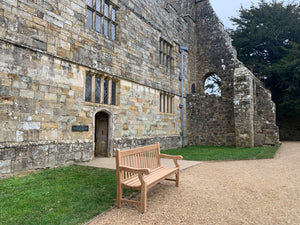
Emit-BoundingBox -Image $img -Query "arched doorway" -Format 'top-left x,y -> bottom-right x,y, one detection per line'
95,111 -> 109,157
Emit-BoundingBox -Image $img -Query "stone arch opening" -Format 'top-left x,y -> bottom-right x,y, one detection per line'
204,73 -> 222,96
94,110 -> 112,157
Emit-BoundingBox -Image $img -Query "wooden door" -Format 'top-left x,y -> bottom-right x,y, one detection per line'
95,112 -> 109,157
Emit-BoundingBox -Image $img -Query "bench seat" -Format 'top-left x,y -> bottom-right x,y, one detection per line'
122,166 -> 178,189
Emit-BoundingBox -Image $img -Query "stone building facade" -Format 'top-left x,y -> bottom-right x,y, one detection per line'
0,0 -> 279,176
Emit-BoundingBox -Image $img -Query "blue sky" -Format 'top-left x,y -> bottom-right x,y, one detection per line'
209,0 -> 267,29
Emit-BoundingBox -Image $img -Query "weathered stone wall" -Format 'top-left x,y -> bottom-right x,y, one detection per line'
186,1 -> 279,148
187,94 -> 235,146
234,63 -> 279,147
0,0 -> 191,93
192,1 -> 236,98
0,0 -> 191,176
185,1 -> 236,147
0,141 -> 93,179
233,63 -> 255,147
254,79 -> 279,146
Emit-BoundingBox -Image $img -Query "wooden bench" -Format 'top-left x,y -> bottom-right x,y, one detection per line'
115,142 -> 183,213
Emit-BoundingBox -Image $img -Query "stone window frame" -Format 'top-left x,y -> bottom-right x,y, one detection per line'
160,92 -> 174,114
86,0 -> 119,41
159,38 -> 174,70
85,72 -> 119,105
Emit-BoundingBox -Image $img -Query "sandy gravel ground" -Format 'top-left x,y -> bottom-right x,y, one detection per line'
88,142 -> 300,225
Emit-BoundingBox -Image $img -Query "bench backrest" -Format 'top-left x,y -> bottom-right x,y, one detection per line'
116,142 -> 161,180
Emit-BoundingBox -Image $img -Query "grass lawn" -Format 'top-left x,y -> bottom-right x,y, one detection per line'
162,145 -> 280,161
0,166 -> 124,225
0,145 -> 280,225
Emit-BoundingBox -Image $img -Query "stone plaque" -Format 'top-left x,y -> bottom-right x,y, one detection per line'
72,125 -> 89,132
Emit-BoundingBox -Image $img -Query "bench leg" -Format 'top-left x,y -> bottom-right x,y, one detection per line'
116,183 -> 122,208
140,185 -> 147,213
176,170 -> 180,187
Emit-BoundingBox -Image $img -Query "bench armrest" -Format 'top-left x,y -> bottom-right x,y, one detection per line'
159,154 -> 183,168
159,154 -> 183,160
119,165 -> 151,175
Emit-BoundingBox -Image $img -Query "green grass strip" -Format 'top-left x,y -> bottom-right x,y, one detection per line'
162,145 -> 280,161
0,165 -> 122,225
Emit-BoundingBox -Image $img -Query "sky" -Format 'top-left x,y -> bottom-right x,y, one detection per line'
209,0 -> 266,29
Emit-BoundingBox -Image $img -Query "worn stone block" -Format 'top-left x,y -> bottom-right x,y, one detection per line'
0,85 -> 9,95
0,160 -> 11,174
32,39 -> 47,51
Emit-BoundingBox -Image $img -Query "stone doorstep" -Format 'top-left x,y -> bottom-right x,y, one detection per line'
76,157 -> 201,171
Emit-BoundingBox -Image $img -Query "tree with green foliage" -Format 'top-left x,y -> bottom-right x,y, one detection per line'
229,0 -> 300,120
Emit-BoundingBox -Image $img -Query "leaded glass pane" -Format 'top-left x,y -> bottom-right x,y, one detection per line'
167,96 -> 169,113
96,14 -> 101,32
87,9 -> 93,29
104,2 -> 109,17
111,81 -> 116,105
163,94 -> 165,112
95,77 -> 101,103
96,0 -> 101,12
170,97 -> 173,113
166,56 -> 169,68
160,94 -> 162,112
104,19 -> 109,37
159,52 -> 162,64
103,79 -> 109,104
112,8 -> 116,21
87,0 -> 93,7
85,75 -> 92,102
111,23 -> 116,40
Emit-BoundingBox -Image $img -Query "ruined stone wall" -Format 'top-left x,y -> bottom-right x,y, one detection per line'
185,1 -> 236,146
234,63 -> 279,147
233,63 -> 255,147
187,94 -> 235,146
186,1 -> 279,148
254,79 -> 279,146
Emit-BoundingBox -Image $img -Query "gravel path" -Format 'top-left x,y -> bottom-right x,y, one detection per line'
88,142 -> 300,225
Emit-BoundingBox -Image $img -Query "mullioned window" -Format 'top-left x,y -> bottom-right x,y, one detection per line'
160,93 -> 174,114
85,73 -> 118,105
87,0 -> 118,41
159,38 -> 174,70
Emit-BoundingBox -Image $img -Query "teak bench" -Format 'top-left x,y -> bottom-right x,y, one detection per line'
115,142 -> 183,213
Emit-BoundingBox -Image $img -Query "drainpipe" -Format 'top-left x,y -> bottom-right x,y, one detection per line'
179,46 -> 188,148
